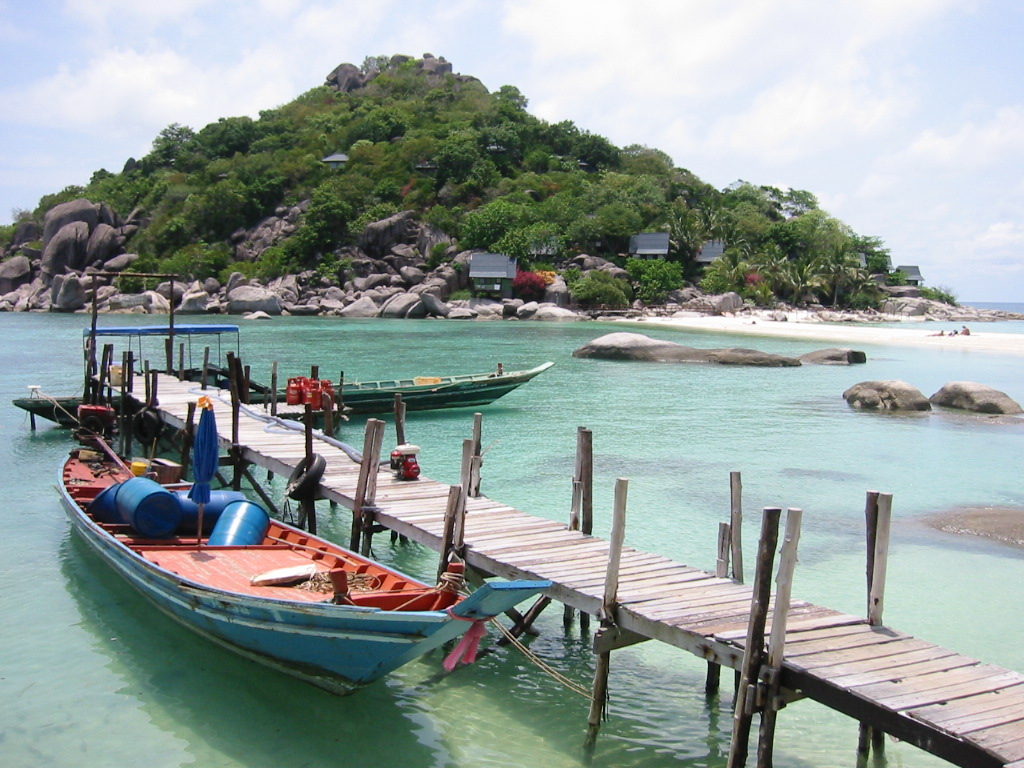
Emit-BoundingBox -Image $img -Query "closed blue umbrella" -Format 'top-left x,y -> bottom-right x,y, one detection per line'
188,396 -> 219,547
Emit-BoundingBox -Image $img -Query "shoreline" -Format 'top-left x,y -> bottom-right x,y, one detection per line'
611,313 -> 1024,357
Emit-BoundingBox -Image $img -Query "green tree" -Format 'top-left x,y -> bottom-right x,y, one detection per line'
570,270 -> 632,309
626,258 -> 683,304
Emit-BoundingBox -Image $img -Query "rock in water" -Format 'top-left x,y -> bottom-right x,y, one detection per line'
572,332 -> 801,366
929,382 -> 1023,415
799,348 -> 867,365
843,380 -> 932,411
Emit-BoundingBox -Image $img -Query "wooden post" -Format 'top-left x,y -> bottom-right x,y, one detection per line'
181,401 -> 196,477
322,392 -> 334,436
336,371 -> 345,414
164,337 -> 173,376
727,507 -> 782,768
119,350 -> 131,457
97,344 -> 113,406
310,364 -> 319,380
859,491 -> 893,757
178,342 -> 185,381
707,521 -> 732,694
242,364 -> 251,405
437,485 -> 462,580
301,404 -> 317,534
756,507 -> 803,767
269,361 -> 279,417
459,438 -> 474,505
125,351 -> 134,394
351,419 -> 385,553
585,477 -> 628,749
576,427 -> 594,633
394,394 -> 406,445
469,413 -> 483,498
201,347 -> 210,389
730,471 -> 744,582
564,479 -> 583,627
149,368 -> 159,408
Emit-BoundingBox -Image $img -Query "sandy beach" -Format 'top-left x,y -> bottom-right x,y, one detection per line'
614,313 -> 1024,356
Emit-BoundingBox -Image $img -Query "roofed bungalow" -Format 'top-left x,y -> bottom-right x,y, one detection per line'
695,239 -> 726,266
321,152 -> 349,169
628,232 -> 670,259
895,265 -> 924,286
469,253 -> 518,298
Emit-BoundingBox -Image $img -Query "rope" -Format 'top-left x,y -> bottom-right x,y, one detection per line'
488,618 -> 594,700
32,389 -> 82,426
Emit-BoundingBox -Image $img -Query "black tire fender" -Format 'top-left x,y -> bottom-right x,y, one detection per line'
287,453 -> 326,500
133,407 -> 163,443
80,414 -> 106,434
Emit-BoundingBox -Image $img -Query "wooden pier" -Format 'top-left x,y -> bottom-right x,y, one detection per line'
135,372 -> 1024,768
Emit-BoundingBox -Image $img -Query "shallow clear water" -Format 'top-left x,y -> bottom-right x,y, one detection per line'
3,313 -> 1022,768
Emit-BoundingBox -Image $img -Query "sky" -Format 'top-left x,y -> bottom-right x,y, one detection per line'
1,0 -> 1021,302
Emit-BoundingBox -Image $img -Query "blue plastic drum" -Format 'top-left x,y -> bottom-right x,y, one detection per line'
206,501 -> 270,546
114,476 -> 182,538
173,490 -> 247,533
88,483 -> 121,523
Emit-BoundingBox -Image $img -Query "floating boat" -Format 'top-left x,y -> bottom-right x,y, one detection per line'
15,324 -> 553,427
59,436 -> 549,693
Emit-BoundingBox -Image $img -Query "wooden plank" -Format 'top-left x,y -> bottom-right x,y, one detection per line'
879,673 -> 1024,712
858,666 -> 1024,705
788,638 -> 938,671
830,655 -> 981,689
783,626 -> 910,657
911,688 -> 1024,728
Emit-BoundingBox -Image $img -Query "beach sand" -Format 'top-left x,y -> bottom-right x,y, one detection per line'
612,314 -> 1024,356
926,507 -> 1024,550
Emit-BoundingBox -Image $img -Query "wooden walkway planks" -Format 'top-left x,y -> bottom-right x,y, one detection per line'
143,374 -> 1023,768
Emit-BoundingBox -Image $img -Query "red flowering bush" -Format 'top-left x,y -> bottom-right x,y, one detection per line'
513,270 -> 547,301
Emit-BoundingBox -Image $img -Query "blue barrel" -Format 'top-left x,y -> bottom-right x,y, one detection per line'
88,483 -> 121,523
114,477 -> 182,539
173,490 -> 247,533
207,501 -> 269,546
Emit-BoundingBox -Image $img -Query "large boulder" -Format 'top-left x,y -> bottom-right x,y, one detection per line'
359,210 -> 417,258
226,285 -> 281,315
51,274 -> 87,311
0,255 -> 33,293
42,198 -> 98,244
419,292 -> 450,317
325,62 -> 367,92
102,253 -> 140,272
339,295 -> 379,318
85,223 -> 120,265
379,292 -> 423,318
41,221 -> 90,276
399,265 -> 426,285
178,290 -> 211,314
534,304 -> 581,322
572,332 -> 800,366
843,380 -> 932,411
929,382 -> 1023,415
799,348 -> 868,365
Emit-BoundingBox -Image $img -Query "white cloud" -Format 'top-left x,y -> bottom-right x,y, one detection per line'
907,107 -> 1024,169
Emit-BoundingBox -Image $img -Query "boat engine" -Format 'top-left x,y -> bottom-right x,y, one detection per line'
389,444 -> 421,481
77,404 -> 116,437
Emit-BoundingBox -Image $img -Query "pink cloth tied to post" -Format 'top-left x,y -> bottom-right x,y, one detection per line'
443,614 -> 488,672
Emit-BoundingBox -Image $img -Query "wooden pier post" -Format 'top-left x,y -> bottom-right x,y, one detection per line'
181,401 -> 196,477
119,351 -> 131,456
201,347 -> 210,390
756,507 -> 803,767
585,477 -> 629,749
178,342 -> 185,381
564,478 -> 584,627
706,521 -> 733,694
394,394 -> 406,445
576,427 -> 594,632
269,362 -> 278,417
730,471 -> 744,582
437,485 -> 463,580
351,418 -> 385,553
301,404 -> 317,534
469,413 -> 483,498
727,507 -> 782,768
858,490 -> 893,757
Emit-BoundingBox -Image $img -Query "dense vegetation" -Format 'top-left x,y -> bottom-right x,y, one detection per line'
8,54 -> 929,309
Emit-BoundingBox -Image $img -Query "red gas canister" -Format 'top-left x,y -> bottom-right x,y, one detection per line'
286,377 -> 305,405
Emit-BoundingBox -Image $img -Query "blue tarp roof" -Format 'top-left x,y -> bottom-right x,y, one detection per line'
83,324 -> 240,337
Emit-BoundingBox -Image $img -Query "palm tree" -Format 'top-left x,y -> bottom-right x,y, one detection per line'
782,257 -> 825,306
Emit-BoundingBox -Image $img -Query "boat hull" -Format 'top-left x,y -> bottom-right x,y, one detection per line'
58,470 -> 547,693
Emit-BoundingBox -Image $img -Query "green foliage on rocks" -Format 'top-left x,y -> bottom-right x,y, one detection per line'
15,54 -> 896,308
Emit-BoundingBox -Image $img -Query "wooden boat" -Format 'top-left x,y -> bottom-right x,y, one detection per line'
15,323 -> 553,427
59,437 -> 549,693
270,362 -> 556,416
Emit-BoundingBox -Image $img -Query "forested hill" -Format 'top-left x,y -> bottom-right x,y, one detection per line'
2,53 -> 902,309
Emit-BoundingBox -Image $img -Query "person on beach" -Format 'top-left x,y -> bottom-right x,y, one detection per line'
928,330 -> 945,336
961,325 -> 971,336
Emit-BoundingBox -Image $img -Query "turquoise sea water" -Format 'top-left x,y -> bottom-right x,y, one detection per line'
2,312 -> 1023,768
